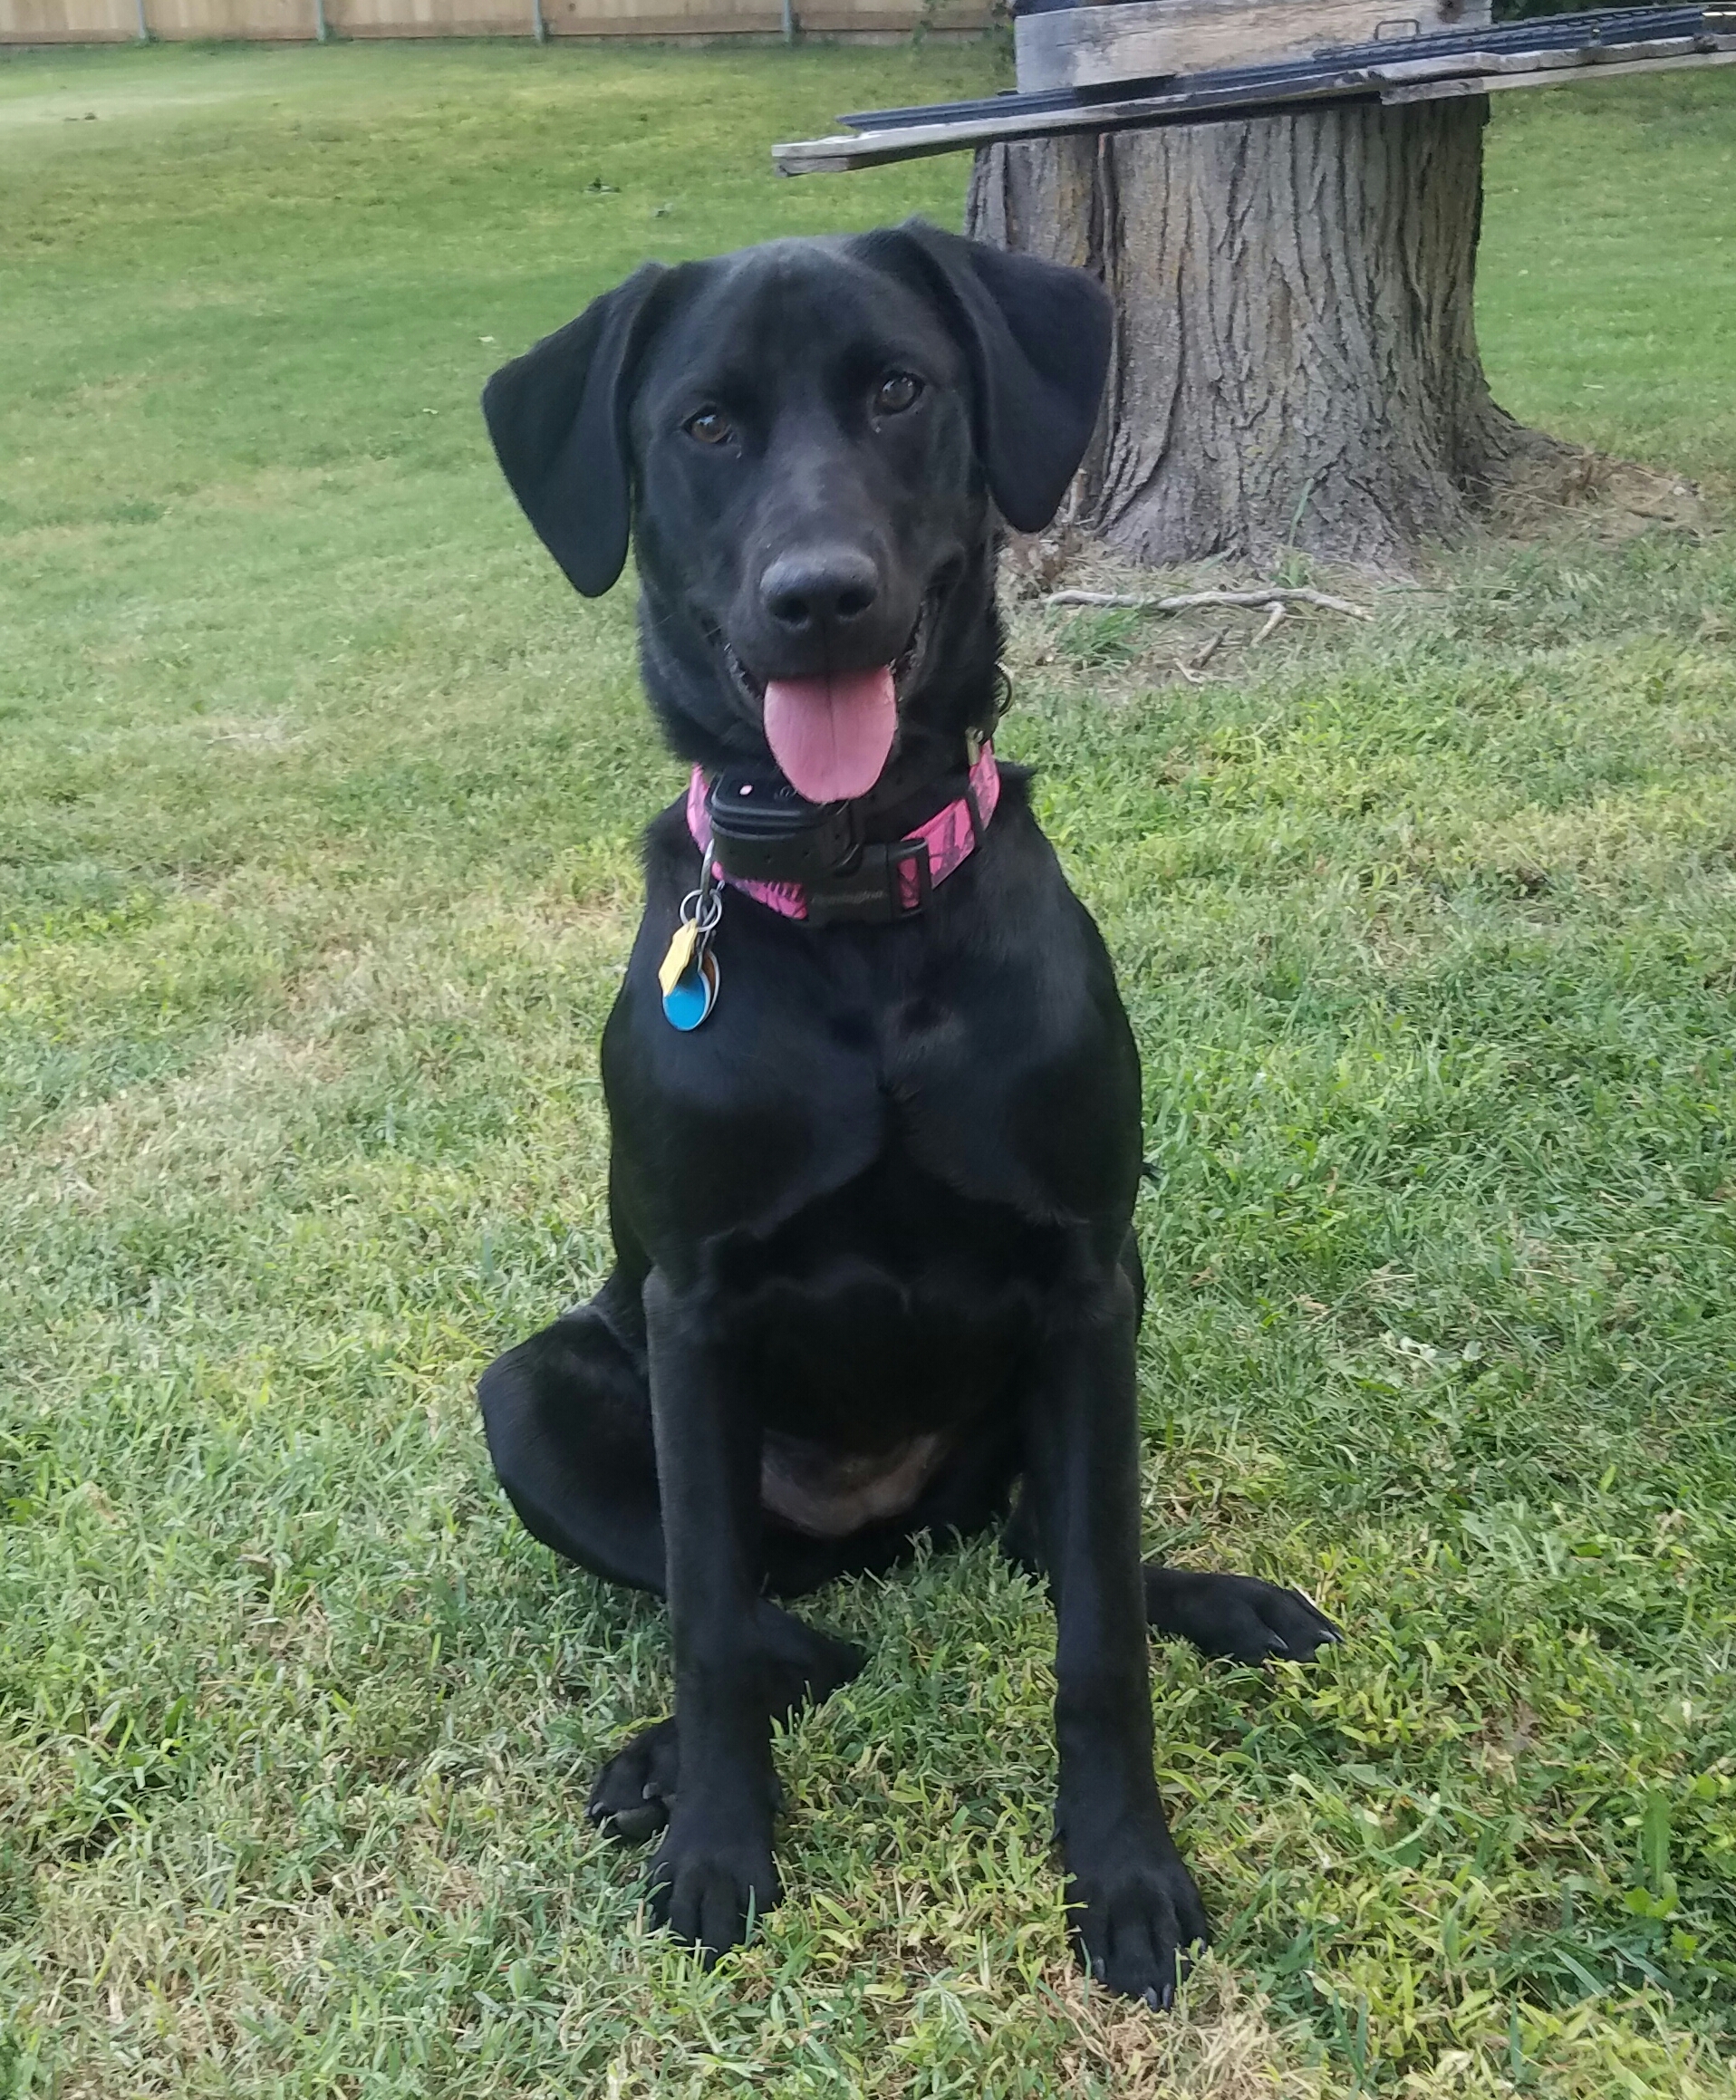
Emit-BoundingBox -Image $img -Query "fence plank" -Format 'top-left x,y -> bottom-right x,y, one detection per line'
143,0 -> 314,35
1,0 -> 986,34
544,0 -> 985,31
327,0 -> 527,34
0,0 -> 138,38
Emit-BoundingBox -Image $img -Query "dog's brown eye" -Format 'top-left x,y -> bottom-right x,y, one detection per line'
686,408 -> 733,447
873,372 -> 921,417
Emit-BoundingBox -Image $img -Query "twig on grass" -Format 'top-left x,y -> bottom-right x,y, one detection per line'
1252,601 -> 1288,645
1045,585 -> 1373,621
1173,629 -> 1230,685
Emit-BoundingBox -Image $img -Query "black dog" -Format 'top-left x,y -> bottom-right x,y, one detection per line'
477,223 -> 1337,2006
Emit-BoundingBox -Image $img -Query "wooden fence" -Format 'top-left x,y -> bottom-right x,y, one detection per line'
1,0 -> 985,39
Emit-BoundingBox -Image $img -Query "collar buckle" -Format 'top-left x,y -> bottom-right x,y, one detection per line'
805,837 -> 931,928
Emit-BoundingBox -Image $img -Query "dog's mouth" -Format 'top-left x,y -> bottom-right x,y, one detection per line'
719,598 -> 932,805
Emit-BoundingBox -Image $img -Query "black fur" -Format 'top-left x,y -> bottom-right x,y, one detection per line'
477,222 -> 1338,2005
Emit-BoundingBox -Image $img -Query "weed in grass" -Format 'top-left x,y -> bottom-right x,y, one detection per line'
1055,605 -> 1154,669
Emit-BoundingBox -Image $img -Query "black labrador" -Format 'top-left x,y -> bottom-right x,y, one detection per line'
477,223 -> 1338,2006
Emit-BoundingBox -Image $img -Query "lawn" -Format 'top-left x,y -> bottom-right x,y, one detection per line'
4,37 -> 1736,2099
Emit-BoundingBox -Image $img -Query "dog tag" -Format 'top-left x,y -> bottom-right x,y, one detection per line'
661,945 -> 719,1031
658,920 -> 699,999
662,860 -> 723,1030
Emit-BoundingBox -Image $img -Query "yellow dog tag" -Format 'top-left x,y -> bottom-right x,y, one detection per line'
658,920 -> 699,999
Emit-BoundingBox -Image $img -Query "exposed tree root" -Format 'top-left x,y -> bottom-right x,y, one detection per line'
1045,586 -> 1371,620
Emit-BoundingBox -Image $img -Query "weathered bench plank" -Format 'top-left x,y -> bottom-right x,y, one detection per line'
1016,0 -> 1490,95
772,5 -> 1736,173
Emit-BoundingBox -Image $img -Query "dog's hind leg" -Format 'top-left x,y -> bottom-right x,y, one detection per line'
1002,1230 -> 1340,1664
585,1603 -> 864,1844
999,1493 -> 1341,1664
478,1275 -> 666,1594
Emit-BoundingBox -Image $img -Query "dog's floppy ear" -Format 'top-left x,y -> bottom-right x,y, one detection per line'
481,262 -> 668,598
867,223 -> 1113,535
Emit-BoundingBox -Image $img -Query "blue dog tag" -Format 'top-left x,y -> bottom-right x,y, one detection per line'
662,946 -> 719,1031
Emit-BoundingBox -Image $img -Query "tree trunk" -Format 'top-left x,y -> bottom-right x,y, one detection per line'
966,96 -> 1569,573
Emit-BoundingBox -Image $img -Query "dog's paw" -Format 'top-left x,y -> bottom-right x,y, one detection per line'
588,1717 -> 680,1844
1066,1841 -> 1210,2008
1144,1566 -> 1341,1665
648,1814 -> 781,1963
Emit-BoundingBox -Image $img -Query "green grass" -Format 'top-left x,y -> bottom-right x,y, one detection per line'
4,38 -> 1736,2098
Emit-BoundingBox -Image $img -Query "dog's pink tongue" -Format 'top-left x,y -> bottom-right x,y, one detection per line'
763,666 -> 897,804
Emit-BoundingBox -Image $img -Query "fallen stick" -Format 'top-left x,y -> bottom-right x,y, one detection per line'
1045,585 -> 1373,620
1174,625 -> 1232,683
1252,601 -> 1288,645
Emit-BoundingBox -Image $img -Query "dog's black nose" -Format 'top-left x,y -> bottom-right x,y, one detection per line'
760,549 -> 880,635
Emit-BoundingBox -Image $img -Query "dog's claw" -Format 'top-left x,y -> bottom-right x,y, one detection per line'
1068,1840 -> 1209,2007
648,1817 -> 780,1961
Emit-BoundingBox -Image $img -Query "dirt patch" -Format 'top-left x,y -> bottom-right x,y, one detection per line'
1055,1956 -> 1325,2097
1002,447 -> 1715,649
1484,447 -> 1712,543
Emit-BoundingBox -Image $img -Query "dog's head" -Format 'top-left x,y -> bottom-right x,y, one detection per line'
482,224 -> 1111,802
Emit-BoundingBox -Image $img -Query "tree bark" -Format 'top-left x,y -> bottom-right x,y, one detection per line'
966,96 -> 1569,573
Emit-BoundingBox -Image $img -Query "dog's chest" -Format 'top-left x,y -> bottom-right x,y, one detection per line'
712,1146 -> 1072,1459
612,792 -> 1142,1260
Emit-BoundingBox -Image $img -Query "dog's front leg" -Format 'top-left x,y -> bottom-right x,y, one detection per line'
1023,1264 -> 1210,2007
641,1268 -> 779,1963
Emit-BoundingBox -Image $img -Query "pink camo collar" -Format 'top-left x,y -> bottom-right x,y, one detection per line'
685,740 -> 999,922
